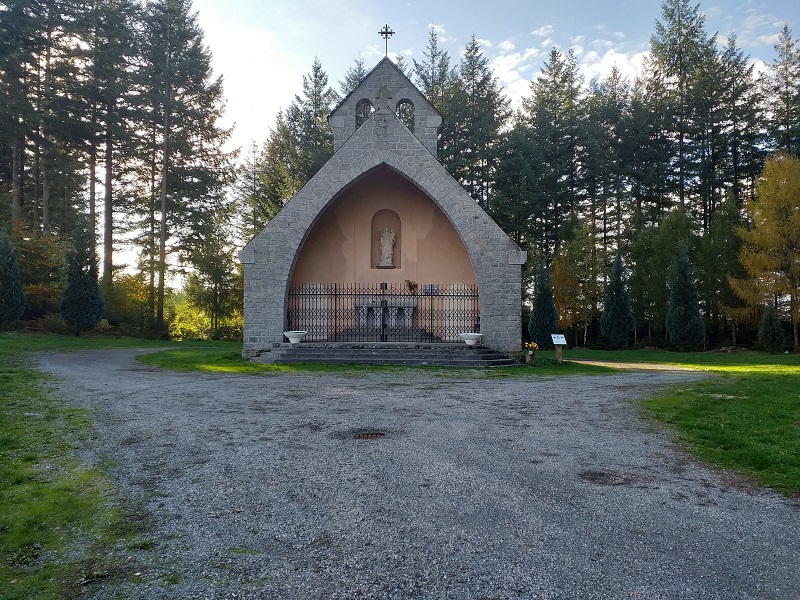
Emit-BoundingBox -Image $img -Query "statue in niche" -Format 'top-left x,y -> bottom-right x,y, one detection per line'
378,225 -> 396,267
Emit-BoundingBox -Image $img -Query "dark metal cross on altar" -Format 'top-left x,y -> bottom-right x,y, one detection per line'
379,24 -> 395,56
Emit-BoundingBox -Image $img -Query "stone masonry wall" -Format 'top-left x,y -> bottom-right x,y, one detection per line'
330,57 -> 441,156
240,58 -> 525,358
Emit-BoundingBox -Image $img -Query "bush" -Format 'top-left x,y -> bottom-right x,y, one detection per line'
758,305 -> 785,353
0,228 -> 26,323
665,240 -> 705,350
528,262 -> 558,349
60,221 -> 104,335
11,227 -> 67,318
600,255 -> 635,349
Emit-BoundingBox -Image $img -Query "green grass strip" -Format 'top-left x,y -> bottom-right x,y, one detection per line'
564,348 -> 800,496
137,343 -> 618,377
0,333 -> 169,598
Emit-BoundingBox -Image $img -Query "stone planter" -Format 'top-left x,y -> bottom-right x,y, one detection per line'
459,332 -> 483,346
283,330 -> 308,345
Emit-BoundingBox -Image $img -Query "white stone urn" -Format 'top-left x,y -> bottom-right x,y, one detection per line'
459,332 -> 483,346
283,330 -> 308,345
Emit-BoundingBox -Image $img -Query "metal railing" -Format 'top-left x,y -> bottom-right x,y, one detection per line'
287,282 -> 480,342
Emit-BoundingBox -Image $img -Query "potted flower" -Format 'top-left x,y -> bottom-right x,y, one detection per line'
524,341 -> 539,365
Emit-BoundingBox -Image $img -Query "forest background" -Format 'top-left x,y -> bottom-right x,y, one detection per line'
1,0 -> 799,352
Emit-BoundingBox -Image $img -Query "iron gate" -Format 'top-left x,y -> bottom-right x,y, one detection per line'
287,282 -> 480,342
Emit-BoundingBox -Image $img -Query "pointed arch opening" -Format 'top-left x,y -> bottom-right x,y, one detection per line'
356,98 -> 374,127
396,99 -> 414,131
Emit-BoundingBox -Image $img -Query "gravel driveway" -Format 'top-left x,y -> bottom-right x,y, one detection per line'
41,349 -> 799,600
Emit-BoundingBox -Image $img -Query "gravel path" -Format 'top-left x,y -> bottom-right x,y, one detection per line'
41,349 -> 799,600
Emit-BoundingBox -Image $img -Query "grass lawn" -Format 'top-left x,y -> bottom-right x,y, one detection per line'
0,333 -> 170,599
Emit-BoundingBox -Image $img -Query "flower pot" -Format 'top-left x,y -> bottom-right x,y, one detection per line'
283,330 -> 308,345
526,351 -> 534,365
459,332 -> 483,346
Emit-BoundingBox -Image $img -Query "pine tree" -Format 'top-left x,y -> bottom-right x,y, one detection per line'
258,58 -> 336,204
234,141 -> 280,242
0,228 -> 26,322
697,194 -> 746,345
758,304 -> 785,354
628,208 -> 695,342
764,25 -> 800,155
583,67 -> 631,252
60,220 -> 104,334
441,36 -> 510,209
412,27 -> 454,109
528,262 -> 558,349
492,125 -> 546,250
600,254 -> 635,349
138,0 -> 233,331
339,54 -> 368,97
519,47 -> 583,254
730,152 -> 800,350
718,34 -> 765,207
551,215 -> 603,346
665,239 -> 705,350
650,0 -> 715,209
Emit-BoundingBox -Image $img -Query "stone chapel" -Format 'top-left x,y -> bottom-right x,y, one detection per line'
239,57 -> 526,358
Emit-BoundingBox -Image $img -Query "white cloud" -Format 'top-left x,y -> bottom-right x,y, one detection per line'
477,38 -> 493,48
499,40 -> 515,53
578,49 -> 649,84
531,25 -> 554,37
429,23 -> 456,44
755,33 -> 781,47
489,47 -> 541,109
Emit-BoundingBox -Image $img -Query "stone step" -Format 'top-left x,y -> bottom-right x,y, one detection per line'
253,342 -> 517,367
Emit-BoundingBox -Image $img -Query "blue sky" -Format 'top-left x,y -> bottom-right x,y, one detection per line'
192,0 -> 799,153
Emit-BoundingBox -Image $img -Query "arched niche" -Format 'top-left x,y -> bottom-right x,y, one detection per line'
396,99 -> 414,132
356,99 -> 374,128
371,209 -> 401,269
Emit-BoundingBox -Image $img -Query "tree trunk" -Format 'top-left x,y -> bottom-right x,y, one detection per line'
88,108 -> 97,257
41,132 -> 50,234
148,127 -> 157,323
11,136 -> 23,227
103,109 -> 113,290
157,21 -> 171,333
41,21 -> 53,234
157,107 -> 169,332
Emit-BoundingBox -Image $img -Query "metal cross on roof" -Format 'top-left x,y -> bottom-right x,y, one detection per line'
378,24 -> 395,56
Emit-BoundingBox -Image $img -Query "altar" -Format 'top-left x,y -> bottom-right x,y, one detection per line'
355,295 -> 417,328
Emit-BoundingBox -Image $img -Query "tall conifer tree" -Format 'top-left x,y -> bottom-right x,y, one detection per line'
529,262 -> 559,349
600,255 -> 635,349
665,239 -> 705,350
0,228 -> 26,322
60,220 -> 104,334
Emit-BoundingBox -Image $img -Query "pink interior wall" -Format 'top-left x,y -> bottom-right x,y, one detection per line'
290,166 -> 476,287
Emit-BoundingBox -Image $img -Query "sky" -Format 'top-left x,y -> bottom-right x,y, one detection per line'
191,0 -> 799,154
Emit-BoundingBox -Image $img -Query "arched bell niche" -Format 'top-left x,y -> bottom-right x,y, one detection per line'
396,99 -> 414,131
356,98 -> 374,127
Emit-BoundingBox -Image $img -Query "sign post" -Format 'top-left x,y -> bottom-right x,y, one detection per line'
550,333 -> 567,364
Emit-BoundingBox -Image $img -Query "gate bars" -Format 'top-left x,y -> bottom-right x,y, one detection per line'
287,282 -> 480,343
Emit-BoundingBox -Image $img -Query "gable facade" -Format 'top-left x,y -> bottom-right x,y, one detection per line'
239,58 -> 526,357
